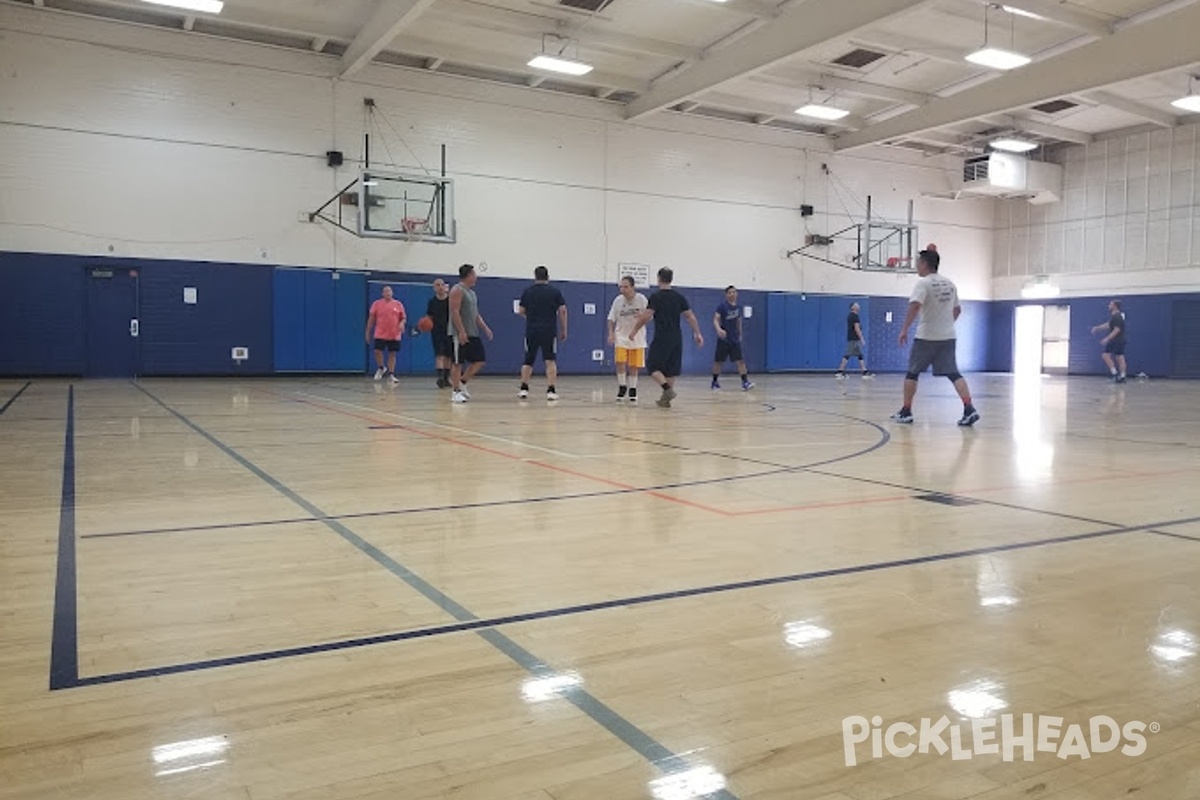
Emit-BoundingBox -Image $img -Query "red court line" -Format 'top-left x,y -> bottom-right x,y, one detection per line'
285,394 -> 734,517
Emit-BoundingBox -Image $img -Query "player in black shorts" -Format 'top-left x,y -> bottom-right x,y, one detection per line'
427,278 -> 451,388
518,266 -> 568,401
629,267 -> 704,408
1090,299 -> 1128,383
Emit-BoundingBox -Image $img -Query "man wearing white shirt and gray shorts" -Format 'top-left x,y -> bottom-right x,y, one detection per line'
607,275 -> 649,403
892,248 -> 980,427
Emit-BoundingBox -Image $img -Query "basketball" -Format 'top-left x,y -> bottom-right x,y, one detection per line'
417,315 -> 434,333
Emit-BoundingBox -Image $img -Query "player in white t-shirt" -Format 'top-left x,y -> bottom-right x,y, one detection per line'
607,275 -> 649,403
892,248 -> 980,427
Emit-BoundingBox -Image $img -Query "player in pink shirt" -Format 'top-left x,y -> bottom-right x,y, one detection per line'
366,286 -> 406,384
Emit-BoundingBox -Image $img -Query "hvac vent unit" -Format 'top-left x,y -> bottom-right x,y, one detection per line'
831,48 -> 886,69
1031,99 -> 1079,115
959,153 -> 1062,204
558,0 -> 614,11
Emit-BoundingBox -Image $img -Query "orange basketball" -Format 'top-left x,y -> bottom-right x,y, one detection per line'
417,315 -> 434,333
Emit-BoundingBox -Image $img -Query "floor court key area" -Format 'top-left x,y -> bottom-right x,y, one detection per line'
2,374 -> 1200,800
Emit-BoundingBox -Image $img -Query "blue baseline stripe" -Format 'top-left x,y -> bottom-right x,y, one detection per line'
49,385 -> 78,690
126,382 -> 740,797
69,511 -> 1200,690
0,381 -> 32,416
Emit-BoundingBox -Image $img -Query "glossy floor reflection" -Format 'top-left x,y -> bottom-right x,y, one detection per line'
2,374 -> 1199,799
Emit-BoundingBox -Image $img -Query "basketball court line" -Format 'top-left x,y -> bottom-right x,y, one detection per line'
79,382 -> 742,799
0,380 -> 32,416
49,385 -> 77,691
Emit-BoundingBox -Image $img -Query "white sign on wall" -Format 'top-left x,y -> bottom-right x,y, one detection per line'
583,303 -> 596,315
618,262 -> 651,288
183,287 -> 197,304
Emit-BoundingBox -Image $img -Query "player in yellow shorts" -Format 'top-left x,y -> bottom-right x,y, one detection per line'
607,275 -> 649,402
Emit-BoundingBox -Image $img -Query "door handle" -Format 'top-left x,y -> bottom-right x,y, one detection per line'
130,319 -> 139,337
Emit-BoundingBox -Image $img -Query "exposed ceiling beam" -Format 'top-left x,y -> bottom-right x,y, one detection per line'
990,0 -> 1114,37
834,2 -> 1200,150
1085,90 -> 1178,128
341,0 -> 440,78
700,91 -> 864,129
624,0 -> 932,120
814,73 -> 931,106
676,0 -> 781,20
430,0 -> 698,62
852,35 -> 969,66
988,115 -> 1095,144
390,35 -> 648,94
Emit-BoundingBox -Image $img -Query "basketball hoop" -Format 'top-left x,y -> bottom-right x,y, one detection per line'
401,217 -> 431,240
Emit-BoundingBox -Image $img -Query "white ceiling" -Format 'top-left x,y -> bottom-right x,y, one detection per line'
7,0 -> 1200,153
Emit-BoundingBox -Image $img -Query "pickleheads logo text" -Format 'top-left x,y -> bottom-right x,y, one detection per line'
842,714 -> 1158,767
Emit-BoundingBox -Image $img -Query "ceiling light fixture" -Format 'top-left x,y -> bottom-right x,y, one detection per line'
795,103 -> 850,121
527,54 -> 593,76
991,137 -> 1038,152
966,4 -> 1030,70
1000,5 -> 1045,20
1172,76 -> 1200,113
141,0 -> 224,13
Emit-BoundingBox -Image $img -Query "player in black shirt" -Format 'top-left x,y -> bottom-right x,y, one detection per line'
629,268 -> 704,408
835,302 -> 874,379
518,266 -> 568,401
1090,299 -> 1128,383
427,278 -> 451,388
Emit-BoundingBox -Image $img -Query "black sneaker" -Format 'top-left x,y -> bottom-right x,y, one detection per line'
890,409 -> 914,424
1115,375 -> 1127,384
957,409 -> 980,427
627,388 -> 638,404
616,385 -> 628,401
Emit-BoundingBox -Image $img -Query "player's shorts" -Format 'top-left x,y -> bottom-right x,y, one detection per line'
453,336 -> 486,365
647,338 -> 683,378
1105,340 -> 1127,356
844,340 -> 864,359
523,331 -> 557,365
431,329 -> 452,358
907,338 -> 958,377
373,338 -> 401,352
714,339 -> 743,363
615,346 -> 645,369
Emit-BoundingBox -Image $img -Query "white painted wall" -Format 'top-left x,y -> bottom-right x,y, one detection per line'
0,4 -> 993,299
992,124 -> 1200,299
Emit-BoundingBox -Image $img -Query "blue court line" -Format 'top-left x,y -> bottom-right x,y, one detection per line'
121,382 -> 741,799
68,512 -> 1200,689
49,385 -> 78,690
77,409 -> 893,541
0,381 -> 32,416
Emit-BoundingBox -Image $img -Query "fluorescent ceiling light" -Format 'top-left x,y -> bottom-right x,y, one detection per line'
142,0 -> 224,12
965,47 -> 1031,70
1001,5 -> 1045,20
527,55 -> 593,76
795,103 -> 850,121
1171,95 -> 1200,113
991,138 -> 1038,153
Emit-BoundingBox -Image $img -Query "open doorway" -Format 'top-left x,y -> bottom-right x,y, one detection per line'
1014,304 -> 1071,376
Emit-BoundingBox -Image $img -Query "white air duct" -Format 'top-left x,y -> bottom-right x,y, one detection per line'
959,152 -> 1062,204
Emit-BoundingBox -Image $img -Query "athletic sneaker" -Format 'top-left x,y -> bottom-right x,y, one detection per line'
374,368 -> 385,381
1116,374 -> 1127,384
890,409 -> 914,424
957,409 -> 981,427
460,386 -> 471,400
627,390 -> 638,404
518,388 -> 529,399
657,386 -> 678,407
615,386 -> 627,401
547,390 -> 559,401
389,373 -> 400,385
436,378 -> 449,389
862,372 -> 876,379
835,372 -> 846,380
742,380 -> 755,391
711,381 -> 721,391
451,390 -> 468,404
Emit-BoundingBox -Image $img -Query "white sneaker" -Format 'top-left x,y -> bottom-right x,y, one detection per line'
452,390 -> 467,404
546,390 -> 559,401
374,368 -> 385,381
518,388 -> 529,399
389,373 -> 400,385
835,372 -> 846,380
460,386 -> 472,400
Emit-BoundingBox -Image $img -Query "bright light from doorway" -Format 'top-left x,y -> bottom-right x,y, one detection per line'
1013,305 -> 1045,377
141,0 -> 224,13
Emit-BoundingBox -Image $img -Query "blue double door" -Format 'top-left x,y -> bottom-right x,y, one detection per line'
273,269 -> 368,372
766,294 -> 868,371
369,281 -> 436,376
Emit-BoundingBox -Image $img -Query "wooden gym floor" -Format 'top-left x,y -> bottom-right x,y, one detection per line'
2,373 -> 1200,800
